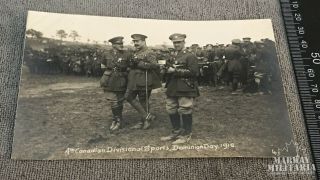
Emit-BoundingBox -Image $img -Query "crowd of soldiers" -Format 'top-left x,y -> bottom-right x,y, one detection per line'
156,37 -> 278,95
24,37 -> 277,95
23,45 -> 104,77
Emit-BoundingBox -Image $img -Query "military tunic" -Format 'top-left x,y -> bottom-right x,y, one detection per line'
225,45 -> 243,91
225,45 -> 242,76
127,47 -> 161,91
100,50 -> 131,92
166,50 -> 200,97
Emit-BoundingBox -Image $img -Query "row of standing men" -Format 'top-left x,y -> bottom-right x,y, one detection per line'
102,33 -> 200,144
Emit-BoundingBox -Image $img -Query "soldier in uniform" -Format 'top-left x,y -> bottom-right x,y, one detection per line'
100,36 -> 131,131
226,39 -> 243,94
160,33 -> 200,144
190,44 -> 199,55
254,40 -> 273,94
241,37 -> 256,88
204,44 -> 217,86
59,47 -> 71,75
125,34 -> 161,130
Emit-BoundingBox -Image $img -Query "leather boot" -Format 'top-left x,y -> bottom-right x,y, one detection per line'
160,113 -> 182,141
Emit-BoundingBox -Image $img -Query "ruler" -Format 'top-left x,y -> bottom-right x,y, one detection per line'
280,0 -> 320,178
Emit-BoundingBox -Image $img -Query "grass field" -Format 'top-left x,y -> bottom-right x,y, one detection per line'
11,66 -> 295,159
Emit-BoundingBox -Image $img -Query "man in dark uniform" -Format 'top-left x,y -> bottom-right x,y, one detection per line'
190,44 -> 199,55
241,37 -> 256,88
204,44 -> 217,86
160,33 -> 200,144
100,36 -> 131,131
241,37 -> 258,93
254,40 -> 273,94
226,39 -> 243,94
126,34 -> 161,130
59,47 -> 71,75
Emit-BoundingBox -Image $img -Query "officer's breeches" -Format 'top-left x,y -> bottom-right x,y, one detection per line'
126,90 -> 151,111
104,91 -> 125,111
166,96 -> 194,115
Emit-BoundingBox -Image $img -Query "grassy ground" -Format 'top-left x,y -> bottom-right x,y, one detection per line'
12,66 -> 295,159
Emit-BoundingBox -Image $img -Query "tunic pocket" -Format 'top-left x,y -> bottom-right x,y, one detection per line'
100,71 -> 112,87
136,71 -> 153,87
108,75 -> 127,89
176,79 -> 196,92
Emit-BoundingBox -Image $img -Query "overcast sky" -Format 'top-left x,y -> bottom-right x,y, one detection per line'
26,11 -> 275,47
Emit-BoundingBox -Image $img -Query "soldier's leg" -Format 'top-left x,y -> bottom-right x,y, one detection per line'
104,90 -> 122,131
126,90 -> 149,129
110,91 -> 126,131
117,92 -> 125,119
138,90 -> 152,111
161,97 -> 181,141
228,71 -> 234,90
126,90 -> 146,116
231,71 -> 241,93
172,97 -> 194,144
260,75 -> 272,94
137,89 -> 155,129
178,97 -> 194,134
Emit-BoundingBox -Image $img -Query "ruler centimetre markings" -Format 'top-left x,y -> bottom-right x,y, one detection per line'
280,0 -> 320,178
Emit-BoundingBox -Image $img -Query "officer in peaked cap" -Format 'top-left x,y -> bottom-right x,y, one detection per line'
191,43 -> 199,47
232,39 -> 242,45
254,40 -> 265,48
100,36 -> 131,131
131,34 -> 148,41
160,33 -> 200,144
231,39 -> 244,55
242,37 -> 251,42
125,33 -> 161,130
169,33 -> 187,42
206,44 -> 214,48
108,36 -> 124,44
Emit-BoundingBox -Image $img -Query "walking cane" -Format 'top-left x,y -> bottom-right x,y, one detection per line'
145,70 -> 149,114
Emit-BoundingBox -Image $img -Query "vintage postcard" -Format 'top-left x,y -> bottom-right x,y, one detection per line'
12,11 -> 295,159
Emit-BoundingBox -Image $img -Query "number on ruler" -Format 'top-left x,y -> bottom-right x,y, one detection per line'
315,99 -> 320,109
307,69 -> 315,78
298,27 -> 305,35
295,13 -> 302,21
301,40 -> 308,49
311,84 -> 319,93
292,2 -> 299,9
311,52 -> 320,65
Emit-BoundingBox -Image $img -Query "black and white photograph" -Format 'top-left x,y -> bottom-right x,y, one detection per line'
12,11 -> 295,160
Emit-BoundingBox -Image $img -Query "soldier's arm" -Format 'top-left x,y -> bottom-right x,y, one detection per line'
135,52 -> 160,70
174,54 -> 199,77
100,53 -> 108,70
